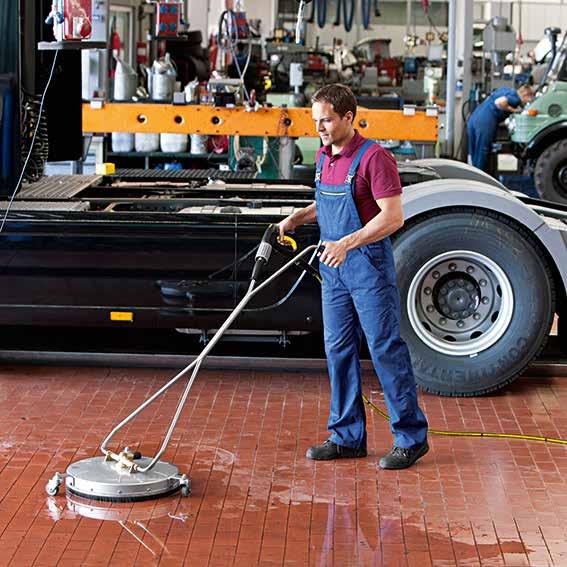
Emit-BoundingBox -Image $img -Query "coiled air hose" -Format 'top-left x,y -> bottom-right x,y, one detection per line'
316,0 -> 327,28
342,0 -> 355,32
333,0 -> 341,26
361,0 -> 371,30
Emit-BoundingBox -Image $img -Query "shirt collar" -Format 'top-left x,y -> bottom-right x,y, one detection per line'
322,130 -> 363,158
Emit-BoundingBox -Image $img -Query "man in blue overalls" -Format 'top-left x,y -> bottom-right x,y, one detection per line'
279,84 -> 428,469
467,85 -> 533,172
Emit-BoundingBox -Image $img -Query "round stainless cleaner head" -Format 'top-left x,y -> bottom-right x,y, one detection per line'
64,457 -> 190,502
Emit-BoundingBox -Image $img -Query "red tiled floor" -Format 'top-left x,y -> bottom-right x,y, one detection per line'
1,366 -> 567,566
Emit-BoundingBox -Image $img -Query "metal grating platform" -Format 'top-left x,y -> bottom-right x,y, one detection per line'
0,201 -> 89,211
113,168 -> 258,181
18,175 -> 101,199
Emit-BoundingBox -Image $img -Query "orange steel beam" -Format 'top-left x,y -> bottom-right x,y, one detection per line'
83,102 -> 438,142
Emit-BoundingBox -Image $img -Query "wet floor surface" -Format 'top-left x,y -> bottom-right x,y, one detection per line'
1,366 -> 567,566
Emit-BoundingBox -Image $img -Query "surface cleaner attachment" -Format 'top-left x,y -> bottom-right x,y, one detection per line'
46,225 -> 320,502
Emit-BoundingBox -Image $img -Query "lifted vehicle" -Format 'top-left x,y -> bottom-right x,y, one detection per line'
509,27 -> 567,203
3,1 -> 567,398
2,162 -> 566,398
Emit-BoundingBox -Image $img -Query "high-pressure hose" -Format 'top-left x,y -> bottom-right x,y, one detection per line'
100,225 -> 321,472
262,226 -> 567,448
101,225 -> 567,473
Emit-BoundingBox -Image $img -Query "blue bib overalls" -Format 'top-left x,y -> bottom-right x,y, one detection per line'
315,139 -> 428,450
467,87 -> 520,171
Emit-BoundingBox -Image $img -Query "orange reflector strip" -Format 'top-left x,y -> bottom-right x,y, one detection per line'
110,311 -> 134,322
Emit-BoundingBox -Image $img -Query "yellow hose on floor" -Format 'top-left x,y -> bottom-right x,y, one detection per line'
282,234 -> 567,447
362,394 -> 567,446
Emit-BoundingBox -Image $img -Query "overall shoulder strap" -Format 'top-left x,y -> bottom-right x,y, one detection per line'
315,152 -> 326,183
345,139 -> 376,184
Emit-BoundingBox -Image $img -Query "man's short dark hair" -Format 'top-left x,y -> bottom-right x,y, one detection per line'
312,84 -> 357,120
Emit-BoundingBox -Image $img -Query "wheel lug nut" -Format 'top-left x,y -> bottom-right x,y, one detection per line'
439,298 -> 446,305
468,302 -> 475,309
451,312 -> 459,318
466,284 -> 473,291
473,313 -> 481,320
462,311 -> 469,318
439,318 -> 447,325
466,266 -> 475,274
481,297 -> 489,304
440,288 -> 447,295
480,279 -> 487,287
448,281 -> 455,288
442,306 -> 450,315
457,320 -> 465,328
426,305 -> 434,313
432,271 -> 440,279
449,263 -> 457,271
424,287 -> 432,295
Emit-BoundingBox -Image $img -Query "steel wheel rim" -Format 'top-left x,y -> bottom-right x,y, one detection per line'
555,162 -> 567,197
406,250 -> 514,356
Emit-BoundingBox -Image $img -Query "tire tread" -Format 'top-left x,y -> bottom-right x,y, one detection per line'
394,206 -> 556,396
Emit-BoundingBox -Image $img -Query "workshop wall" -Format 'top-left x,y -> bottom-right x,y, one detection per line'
302,1 -> 449,57
205,0 -> 567,53
476,1 -> 567,51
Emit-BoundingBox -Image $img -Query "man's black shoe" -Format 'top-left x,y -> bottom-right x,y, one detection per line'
378,441 -> 429,469
306,439 -> 367,461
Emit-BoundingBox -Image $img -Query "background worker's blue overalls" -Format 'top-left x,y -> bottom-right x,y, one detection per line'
467,87 -> 521,171
315,139 -> 428,450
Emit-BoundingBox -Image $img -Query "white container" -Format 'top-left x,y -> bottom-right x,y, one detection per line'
113,57 -> 137,101
160,133 -> 188,153
148,53 -> 177,102
151,73 -> 175,101
135,133 -> 160,152
111,132 -> 135,152
190,134 -> 208,155
184,79 -> 199,103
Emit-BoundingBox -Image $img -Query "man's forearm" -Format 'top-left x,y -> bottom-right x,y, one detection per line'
290,203 -> 317,227
340,212 -> 402,252
497,100 -> 520,113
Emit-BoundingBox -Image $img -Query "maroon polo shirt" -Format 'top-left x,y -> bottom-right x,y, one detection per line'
315,131 -> 402,225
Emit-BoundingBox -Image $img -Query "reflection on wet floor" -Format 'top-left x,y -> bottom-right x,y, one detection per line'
44,493 -> 192,561
1,366 -> 567,565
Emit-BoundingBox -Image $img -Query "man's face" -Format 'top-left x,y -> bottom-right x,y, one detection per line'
520,89 -> 534,105
312,101 -> 353,147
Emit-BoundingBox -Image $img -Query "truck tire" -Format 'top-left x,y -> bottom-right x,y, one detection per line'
534,139 -> 567,204
393,208 -> 555,396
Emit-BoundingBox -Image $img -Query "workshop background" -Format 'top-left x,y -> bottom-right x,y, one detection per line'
61,0 -> 567,202
23,0 -> 567,203
5,1 -> 567,566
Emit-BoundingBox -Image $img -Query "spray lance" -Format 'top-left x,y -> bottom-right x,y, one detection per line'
45,218 -> 567,501
295,0 -> 313,45
252,224 -> 322,283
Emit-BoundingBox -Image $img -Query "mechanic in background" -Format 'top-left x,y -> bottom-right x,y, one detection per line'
467,84 -> 533,172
